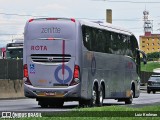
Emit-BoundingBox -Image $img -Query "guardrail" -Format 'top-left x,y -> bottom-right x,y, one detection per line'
0,59 -> 24,99
0,79 -> 24,99
0,59 -> 23,80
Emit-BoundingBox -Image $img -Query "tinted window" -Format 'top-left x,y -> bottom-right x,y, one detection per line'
82,25 -> 138,56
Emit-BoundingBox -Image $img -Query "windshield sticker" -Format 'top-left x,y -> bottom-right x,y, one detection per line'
30,64 -> 35,74
54,65 -> 72,84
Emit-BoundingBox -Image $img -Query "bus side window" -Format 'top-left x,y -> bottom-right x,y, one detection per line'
94,29 -> 105,52
104,31 -> 111,53
82,26 -> 92,51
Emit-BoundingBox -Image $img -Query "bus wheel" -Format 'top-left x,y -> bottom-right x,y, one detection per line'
79,100 -> 88,107
98,85 -> 104,106
79,85 -> 98,107
125,89 -> 133,104
147,90 -> 151,94
56,101 -> 64,107
38,101 -> 48,108
90,85 -> 98,106
49,100 -> 64,108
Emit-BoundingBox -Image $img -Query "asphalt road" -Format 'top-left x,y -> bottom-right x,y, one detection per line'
0,91 -> 160,112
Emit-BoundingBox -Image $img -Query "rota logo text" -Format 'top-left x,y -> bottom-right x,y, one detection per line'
31,45 -> 47,51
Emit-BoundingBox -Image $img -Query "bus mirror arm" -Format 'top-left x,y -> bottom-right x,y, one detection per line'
142,56 -> 147,65
136,48 -> 147,65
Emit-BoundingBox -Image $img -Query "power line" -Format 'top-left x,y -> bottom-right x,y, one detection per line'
113,19 -> 141,21
93,0 -> 160,3
0,12 -> 160,22
0,12 -> 48,17
0,34 -> 23,36
128,27 -> 143,30
76,17 -> 141,21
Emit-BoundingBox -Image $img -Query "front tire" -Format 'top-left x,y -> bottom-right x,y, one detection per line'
147,89 -> 151,94
49,100 -> 64,108
125,89 -> 133,104
153,91 -> 156,94
38,99 -> 64,108
38,101 -> 48,108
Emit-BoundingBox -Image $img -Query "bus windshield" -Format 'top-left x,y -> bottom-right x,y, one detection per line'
6,48 -> 23,59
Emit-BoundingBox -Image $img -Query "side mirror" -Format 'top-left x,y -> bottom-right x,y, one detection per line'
143,57 -> 147,65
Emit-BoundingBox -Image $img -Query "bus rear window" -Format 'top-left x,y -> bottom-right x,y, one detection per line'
26,20 -> 76,40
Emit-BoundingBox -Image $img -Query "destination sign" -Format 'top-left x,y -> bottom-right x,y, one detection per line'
7,43 -> 23,47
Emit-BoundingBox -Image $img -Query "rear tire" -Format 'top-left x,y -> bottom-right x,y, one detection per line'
79,100 -> 89,107
147,90 -> 151,94
38,101 -> 48,108
90,85 -> 99,107
49,101 -> 64,108
153,91 -> 156,94
98,85 -> 104,106
79,85 -> 98,107
79,100 -> 85,107
38,100 -> 64,108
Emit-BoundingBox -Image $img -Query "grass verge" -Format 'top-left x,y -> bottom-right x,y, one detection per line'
141,62 -> 160,72
15,105 -> 160,120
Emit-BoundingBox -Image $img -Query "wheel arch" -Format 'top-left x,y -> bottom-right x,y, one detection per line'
93,80 -> 99,92
131,82 -> 135,98
100,80 -> 105,98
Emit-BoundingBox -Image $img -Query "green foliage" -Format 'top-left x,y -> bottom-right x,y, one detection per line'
147,52 -> 160,61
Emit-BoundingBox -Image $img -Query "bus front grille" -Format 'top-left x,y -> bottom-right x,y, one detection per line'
31,54 -> 71,65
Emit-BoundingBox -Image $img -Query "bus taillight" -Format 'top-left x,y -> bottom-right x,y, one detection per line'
70,65 -> 80,86
29,19 -> 34,22
74,65 -> 79,78
24,64 -> 28,77
23,64 -> 32,85
71,18 -> 76,22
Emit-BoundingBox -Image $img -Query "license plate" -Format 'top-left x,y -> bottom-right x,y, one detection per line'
45,92 -> 56,96
37,92 -> 64,97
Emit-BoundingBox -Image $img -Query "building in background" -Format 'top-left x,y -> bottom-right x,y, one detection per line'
140,34 -> 160,54
5,39 -> 23,59
139,10 -> 160,54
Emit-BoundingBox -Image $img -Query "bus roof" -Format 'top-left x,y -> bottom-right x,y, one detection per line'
79,19 -> 133,36
26,18 -> 133,36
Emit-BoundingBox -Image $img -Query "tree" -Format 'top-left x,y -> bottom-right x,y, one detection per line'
147,52 -> 160,61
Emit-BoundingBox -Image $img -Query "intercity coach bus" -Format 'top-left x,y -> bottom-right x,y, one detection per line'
5,40 -> 23,59
23,18 -> 146,107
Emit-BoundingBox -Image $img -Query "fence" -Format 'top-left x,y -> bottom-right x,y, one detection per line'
0,59 -> 23,98
0,59 -> 23,80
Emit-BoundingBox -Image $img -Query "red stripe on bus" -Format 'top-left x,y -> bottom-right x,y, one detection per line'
62,40 -> 65,79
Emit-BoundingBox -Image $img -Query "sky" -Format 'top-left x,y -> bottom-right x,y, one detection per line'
0,0 -> 160,47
